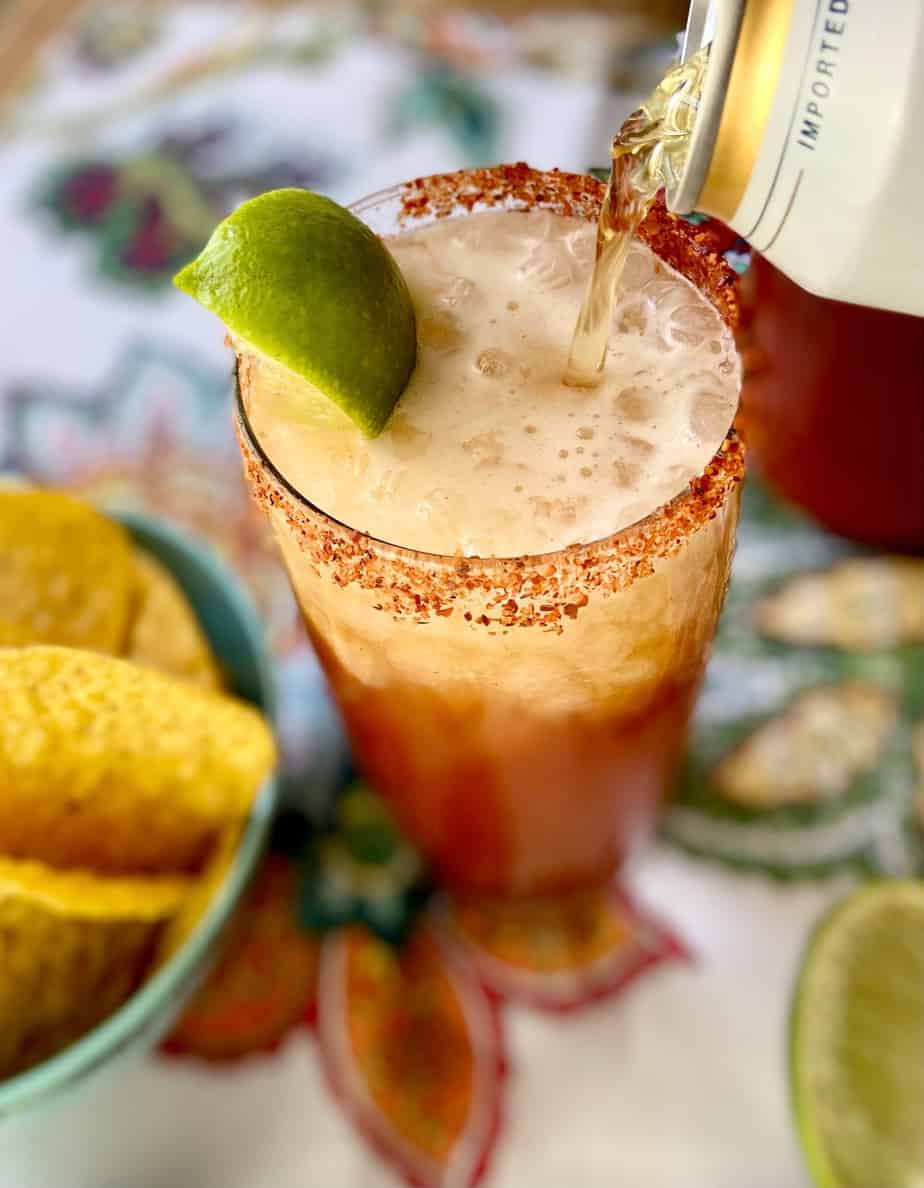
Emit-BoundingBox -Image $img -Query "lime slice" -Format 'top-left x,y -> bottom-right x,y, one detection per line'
174,188 -> 416,436
791,880 -> 924,1188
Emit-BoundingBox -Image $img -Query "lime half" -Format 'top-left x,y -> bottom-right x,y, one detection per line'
174,188 -> 416,436
791,880 -> 924,1188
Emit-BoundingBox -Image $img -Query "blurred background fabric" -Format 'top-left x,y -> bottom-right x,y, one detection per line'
0,5 -> 921,1188
0,0 -> 683,788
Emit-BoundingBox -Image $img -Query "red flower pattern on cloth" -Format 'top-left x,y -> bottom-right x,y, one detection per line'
316,923 -> 505,1188
435,885 -> 689,1012
164,858 -> 320,1061
163,855 -> 686,1188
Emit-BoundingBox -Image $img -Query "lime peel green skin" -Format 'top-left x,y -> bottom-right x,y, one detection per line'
174,188 -> 417,437
789,879 -> 924,1188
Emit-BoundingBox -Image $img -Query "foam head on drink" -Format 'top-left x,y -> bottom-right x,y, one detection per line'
242,208 -> 738,557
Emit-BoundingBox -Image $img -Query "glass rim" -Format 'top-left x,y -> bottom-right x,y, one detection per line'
235,163 -> 743,573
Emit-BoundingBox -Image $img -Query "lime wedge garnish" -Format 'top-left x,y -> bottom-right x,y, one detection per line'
174,188 -> 416,436
790,880 -> 924,1188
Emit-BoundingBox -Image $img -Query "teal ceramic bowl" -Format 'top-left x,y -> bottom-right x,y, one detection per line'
0,511 -> 279,1119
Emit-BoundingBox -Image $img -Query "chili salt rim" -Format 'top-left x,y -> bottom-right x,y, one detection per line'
383,162 -> 740,330
235,389 -> 742,633
234,164 -> 744,632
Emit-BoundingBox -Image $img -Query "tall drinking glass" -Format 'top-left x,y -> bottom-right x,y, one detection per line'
236,166 -> 743,896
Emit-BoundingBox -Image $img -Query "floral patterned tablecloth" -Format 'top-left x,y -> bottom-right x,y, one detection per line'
0,6 -> 921,1188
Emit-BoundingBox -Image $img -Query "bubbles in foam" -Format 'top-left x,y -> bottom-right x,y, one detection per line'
615,385 -> 656,422
616,242 -> 655,293
372,468 -> 403,504
666,301 -> 721,347
563,227 -> 595,270
515,210 -> 584,293
462,431 -> 505,467
419,311 -> 464,354
612,458 -> 643,489
655,295 -> 721,353
440,275 -> 476,307
449,224 -> 483,252
251,209 -> 739,557
491,209 -> 551,252
690,385 -> 733,443
518,247 -> 577,292
475,348 -> 512,378
620,434 -> 656,460
614,296 -> 657,337
662,462 -> 692,488
611,242 -> 730,362
528,494 -> 590,527
417,487 -> 455,539
610,433 -> 657,490
388,414 -> 432,460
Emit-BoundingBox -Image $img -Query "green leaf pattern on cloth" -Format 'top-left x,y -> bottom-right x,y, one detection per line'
663,479 -> 924,878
